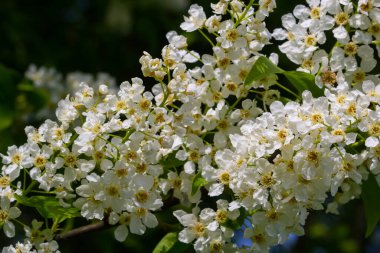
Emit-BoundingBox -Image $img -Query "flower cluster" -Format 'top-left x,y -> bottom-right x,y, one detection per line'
1,0 -> 380,252
24,65 -> 117,120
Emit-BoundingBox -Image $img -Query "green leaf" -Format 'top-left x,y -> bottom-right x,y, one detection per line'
0,64 -> 21,109
224,207 -> 248,230
0,65 -> 21,130
0,108 -> 13,130
16,195 -> 81,222
244,56 -> 284,85
18,81 -> 51,111
282,71 -> 324,97
160,152 -> 185,170
165,241 -> 190,253
361,173 -> 380,237
18,82 -> 36,91
244,56 -> 324,98
153,232 -> 178,253
153,232 -> 190,253
191,171 -> 207,196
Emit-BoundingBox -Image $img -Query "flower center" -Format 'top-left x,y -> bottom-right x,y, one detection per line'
106,185 -> 120,197
0,210 -> 9,222
335,12 -> 349,25
34,156 -> 47,168
215,209 -> 228,223
369,23 -> 380,34
344,42 -> 357,56
304,35 -> 317,47
11,154 -> 21,165
0,176 -> 10,188
192,222 -> 205,237
369,123 -> 380,137
306,150 -> 320,165
310,7 -> 321,19
321,70 -> 337,85
135,189 -> 149,203
65,154 -> 77,167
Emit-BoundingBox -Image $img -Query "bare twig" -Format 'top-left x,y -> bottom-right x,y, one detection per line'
55,221 -> 111,241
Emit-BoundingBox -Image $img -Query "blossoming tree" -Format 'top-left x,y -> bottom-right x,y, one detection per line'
1,0 -> 380,252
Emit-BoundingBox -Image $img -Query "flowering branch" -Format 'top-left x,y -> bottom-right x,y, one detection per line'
1,0 -> 380,252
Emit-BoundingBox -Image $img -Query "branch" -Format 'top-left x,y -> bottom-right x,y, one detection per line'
55,221 -> 112,241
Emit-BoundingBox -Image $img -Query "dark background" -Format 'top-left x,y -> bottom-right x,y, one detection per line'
0,0 -> 379,252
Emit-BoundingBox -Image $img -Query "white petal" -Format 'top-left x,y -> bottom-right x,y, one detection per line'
184,161 -> 196,174
345,133 -> 357,145
114,225 -> 128,242
130,216 -> 145,235
178,229 -> 195,243
213,132 -> 227,149
183,51 -> 199,63
4,221 -> 15,238
8,207 -> 21,219
332,26 -> 348,40
100,159 -> 113,171
366,137 -> 379,148
143,212 -> 158,228
293,5 -> 310,20
133,174 -> 154,190
282,13 -> 296,29
207,221 -> 219,231
208,183 -> 224,197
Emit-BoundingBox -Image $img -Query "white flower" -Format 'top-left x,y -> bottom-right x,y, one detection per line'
358,0 -> 380,23
259,0 -> 277,17
36,240 -> 60,253
74,174 -> 105,220
180,4 -> 207,32
174,208 -> 220,250
129,174 -> 163,210
349,13 -> 371,29
126,206 -> 159,235
1,144 -> 30,180
211,1 -> 229,15
0,196 -> 21,237
205,15 -> 222,33
330,148 -> 367,195
27,145 -> 53,180
216,21 -> 248,49
330,39 -> 376,72
109,212 -> 130,242
56,95 -> 79,126
243,225 -> 278,253
2,242 -> 35,253
362,80 -> 380,104
295,1 -> 335,32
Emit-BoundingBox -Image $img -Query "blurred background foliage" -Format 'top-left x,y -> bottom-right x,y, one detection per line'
0,0 -> 379,252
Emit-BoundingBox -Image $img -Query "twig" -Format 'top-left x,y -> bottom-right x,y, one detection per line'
55,221 -> 110,241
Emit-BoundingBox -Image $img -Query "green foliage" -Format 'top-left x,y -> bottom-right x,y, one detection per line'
282,70 -> 323,97
191,171 -> 207,196
0,65 -> 50,152
0,65 -> 21,130
160,152 -> 186,170
18,81 -> 50,112
16,195 -> 81,222
153,232 -> 191,253
361,173 -> 380,237
244,55 -> 323,98
244,56 -> 283,85
0,108 -> 14,131
153,232 -> 179,253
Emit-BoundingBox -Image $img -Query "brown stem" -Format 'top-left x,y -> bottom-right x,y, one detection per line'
55,221 -> 111,240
